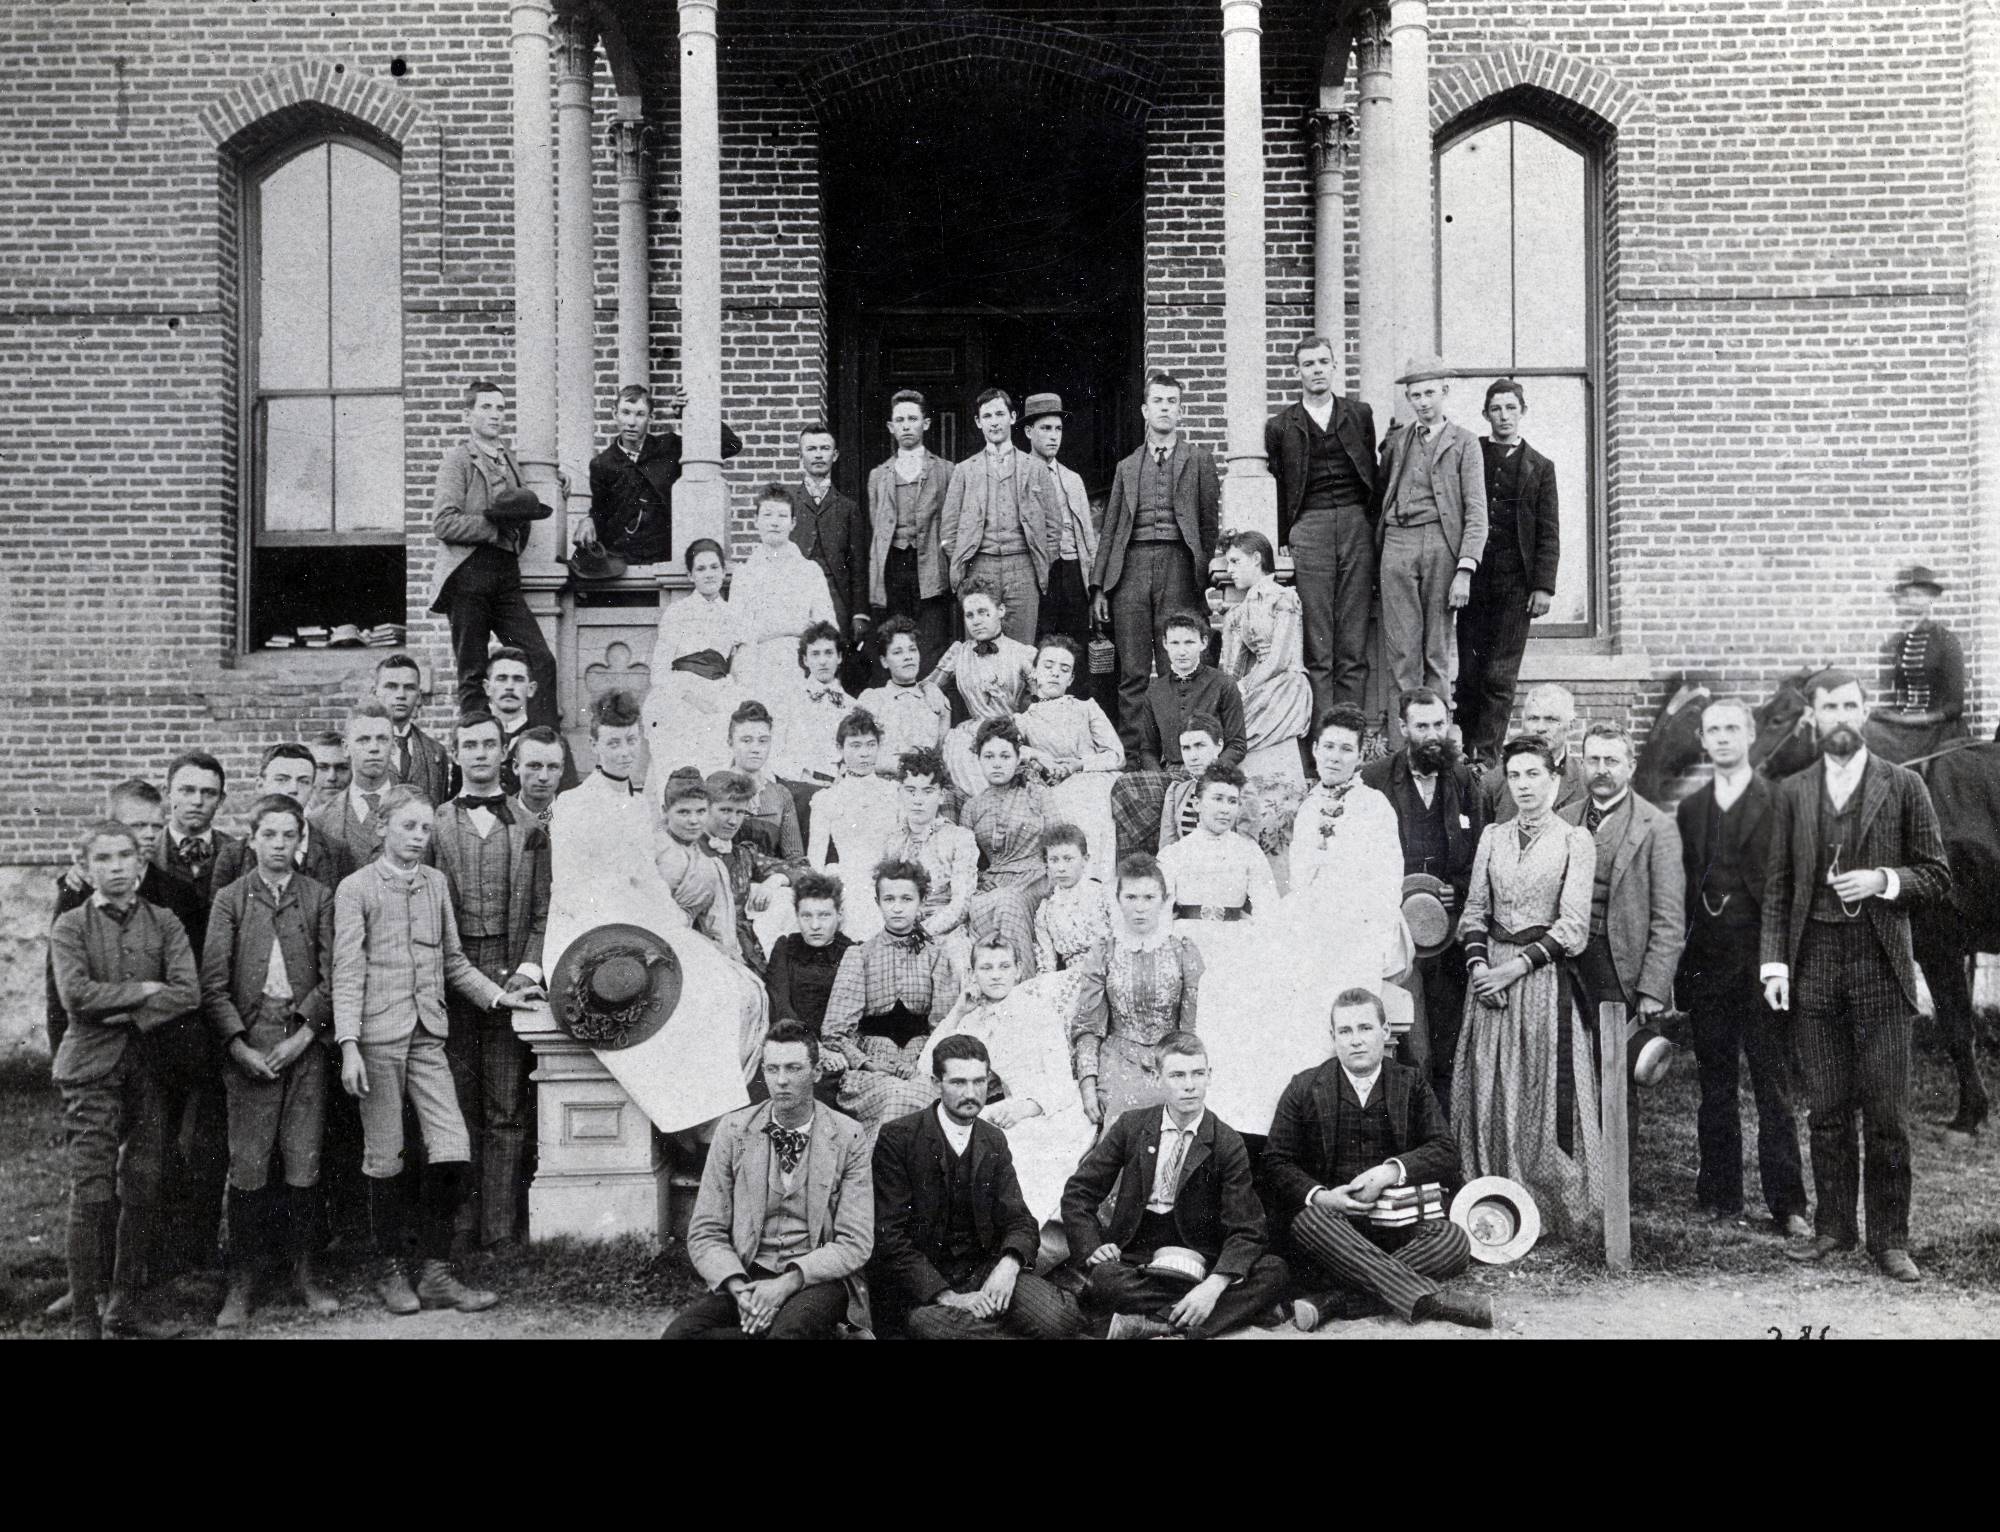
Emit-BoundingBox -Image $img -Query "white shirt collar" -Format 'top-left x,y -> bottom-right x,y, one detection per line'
1342,1064 -> 1383,1105
1825,748 -> 1870,796
1116,924 -> 1172,954
1591,788 -> 1630,818
348,780 -> 388,815
257,870 -> 294,899
174,826 -> 215,848
1712,763 -> 1754,810
1159,1107 -> 1204,1138
935,1103 -> 975,1154
1303,394 -> 1335,427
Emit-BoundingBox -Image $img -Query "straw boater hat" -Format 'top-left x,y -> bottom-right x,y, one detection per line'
1399,872 -> 1457,959
1450,1176 -> 1542,1265
1142,1246 -> 1210,1286
549,924 -> 684,1052
1021,391 -> 1068,424
487,486 -> 555,523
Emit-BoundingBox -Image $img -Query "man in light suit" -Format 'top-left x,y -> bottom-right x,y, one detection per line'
1266,336 -> 1379,716
664,1022 -> 874,1339
1374,357 -> 1488,742
309,703 -> 401,871
1023,392 -> 1098,697
1762,670 -> 1951,1282
941,387 -> 1055,645
1093,371 -> 1221,755
430,712 -> 551,1249
864,389 -> 954,673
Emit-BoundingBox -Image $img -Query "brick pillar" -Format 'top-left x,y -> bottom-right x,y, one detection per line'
611,109 -> 653,391
555,12 -> 597,544
509,0 -> 562,563
1218,0 -> 1276,542
1355,5 -> 1395,425
1305,106 -> 1355,351
1388,0 -> 1434,380
1969,0 -> 2000,730
673,0 -> 726,554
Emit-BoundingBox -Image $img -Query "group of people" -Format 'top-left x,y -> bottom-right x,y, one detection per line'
40,342 -> 1969,1340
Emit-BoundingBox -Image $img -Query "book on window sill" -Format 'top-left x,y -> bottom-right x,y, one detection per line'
264,635 -> 296,649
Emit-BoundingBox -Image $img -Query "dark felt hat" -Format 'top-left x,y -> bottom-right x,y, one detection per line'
488,486 -> 555,524
567,541 -> 628,581
1021,392 -> 1069,423
1892,564 -> 1943,596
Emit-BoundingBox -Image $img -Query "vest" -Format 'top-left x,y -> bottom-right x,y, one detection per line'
975,453 -> 1027,558
1401,776 -> 1451,876
754,1143 -> 814,1273
1388,433 -> 1441,527
1809,780 -> 1862,924
1696,793 -> 1758,925
1482,439 -> 1526,564
1587,797 -> 1630,938
1302,410 -> 1368,513
892,472 -> 923,549
938,1132 -> 983,1264
1332,1076 -> 1394,1185
1135,446 -> 1181,541
453,810 -> 512,941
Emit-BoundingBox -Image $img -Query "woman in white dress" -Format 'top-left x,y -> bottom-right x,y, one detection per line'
642,537 -> 744,779
728,484 -> 836,731
1018,634 -> 1125,885
1217,530 -> 1312,793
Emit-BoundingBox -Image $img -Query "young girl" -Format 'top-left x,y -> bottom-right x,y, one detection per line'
1032,822 -> 1113,976
963,718 -> 1051,975
643,537 -> 746,780
928,579 -> 1037,796
1018,634 -> 1125,883
806,710 -> 899,940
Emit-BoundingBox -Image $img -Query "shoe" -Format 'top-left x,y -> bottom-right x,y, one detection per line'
1785,1234 -> 1856,1264
1105,1312 -> 1176,1341
101,1308 -> 191,1340
1291,1290 -> 1362,1332
377,1261 -> 421,1316
1778,1213 -> 1813,1239
1412,1290 -> 1495,1330
215,1273 -> 256,1331
1874,1249 -> 1922,1283
291,1258 -> 340,1318
416,1258 -> 499,1313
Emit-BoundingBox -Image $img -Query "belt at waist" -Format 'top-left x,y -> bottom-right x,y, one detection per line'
1488,922 -> 1553,947
860,1003 -> 930,1048
671,650 -> 731,681
1173,903 -> 1248,922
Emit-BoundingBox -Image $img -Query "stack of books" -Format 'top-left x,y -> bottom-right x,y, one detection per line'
362,623 -> 406,647
264,633 -> 296,649
297,625 -> 331,649
261,621 -> 407,652
1367,1182 -> 1447,1229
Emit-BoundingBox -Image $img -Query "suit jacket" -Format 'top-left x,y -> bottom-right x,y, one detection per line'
200,871 -> 335,1042
1260,1058 -> 1461,1244
393,722 -> 457,808
428,799 -> 551,977
1043,458 -> 1099,577
1092,438 -> 1220,597
1677,774 -> 1772,954
209,822 -> 354,897
1484,435 -> 1560,596
45,865 -> 204,1052
1559,793 -> 1686,1005
685,1099 -> 874,1329
48,896 -> 201,1087
1060,1105 -> 1267,1281
1360,750 -> 1487,907
869,1106 -> 1040,1311
1374,418 -> 1489,566
587,426 -> 743,564
786,481 -> 868,632
427,439 -> 528,612
310,789 -> 398,871
153,829 -> 241,951
940,445 -> 1057,591
1482,749 -> 1589,824
1265,397 -> 1379,547
864,451 -> 951,608
1760,752 -> 1951,1012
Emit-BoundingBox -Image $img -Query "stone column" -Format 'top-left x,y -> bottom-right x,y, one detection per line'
1969,0 -> 2000,732
509,0 -> 562,562
555,12 -> 598,537
1305,106 -> 1354,350
673,0 -> 727,554
612,107 -> 654,390
1354,5 -> 1395,425
1387,0 -> 1434,374
1218,0 -> 1276,541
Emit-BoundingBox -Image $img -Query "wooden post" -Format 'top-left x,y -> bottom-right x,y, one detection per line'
1599,1000 -> 1631,1270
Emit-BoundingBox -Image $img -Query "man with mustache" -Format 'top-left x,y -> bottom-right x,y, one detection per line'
1761,670 -> 1950,1282
1361,688 -> 1488,1107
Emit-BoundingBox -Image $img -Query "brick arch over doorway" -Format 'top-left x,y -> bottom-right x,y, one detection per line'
196,59 -> 421,149
797,15 -> 1165,126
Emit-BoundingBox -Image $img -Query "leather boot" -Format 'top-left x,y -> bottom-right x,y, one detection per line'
288,1186 -> 339,1316
377,1260 -> 421,1316
215,1271 -> 256,1330
1412,1289 -> 1496,1330
66,1202 -> 103,1340
1105,1312 -> 1177,1341
416,1259 -> 499,1313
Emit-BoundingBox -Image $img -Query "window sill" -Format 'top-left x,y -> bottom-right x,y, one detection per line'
1519,640 -> 1655,683
222,647 -> 435,691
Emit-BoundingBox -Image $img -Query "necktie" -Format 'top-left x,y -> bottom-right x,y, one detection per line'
1586,802 -> 1607,834
362,791 -> 383,826
397,734 -> 412,780
974,639 -> 1000,657
764,1121 -> 809,1175
1154,446 -> 1170,469
178,836 -> 210,879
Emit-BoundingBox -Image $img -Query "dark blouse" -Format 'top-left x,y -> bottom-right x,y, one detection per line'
765,931 -> 856,1035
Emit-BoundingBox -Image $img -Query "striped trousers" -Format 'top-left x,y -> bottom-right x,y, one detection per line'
1289,1207 -> 1473,1320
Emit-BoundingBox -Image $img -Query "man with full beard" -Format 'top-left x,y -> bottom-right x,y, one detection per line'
1361,689 -> 1487,1106
1761,670 -> 1950,1283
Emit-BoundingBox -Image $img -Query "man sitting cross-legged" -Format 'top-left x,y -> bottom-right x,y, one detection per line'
1060,1031 -> 1289,1340
1261,986 -> 1491,1332
869,1033 -> 1085,1340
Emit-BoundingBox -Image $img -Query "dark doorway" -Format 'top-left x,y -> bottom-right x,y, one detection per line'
824,86 -> 1146,501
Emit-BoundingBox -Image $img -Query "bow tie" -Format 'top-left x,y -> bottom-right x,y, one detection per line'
764,1120 -> 809,1175
886,925 -> 933,952
806,683 -> 841,703
177,836 -> 210,874
459,794 -> 515,824
973,640 -> 1000,657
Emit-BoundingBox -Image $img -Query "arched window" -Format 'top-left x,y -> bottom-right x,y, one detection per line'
1437,114 -> 1603,637
244,135 -> 405,651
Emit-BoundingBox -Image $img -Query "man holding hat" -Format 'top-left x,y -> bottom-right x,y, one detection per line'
584,383 -> 743,572
940,388 -> 1056,645
1374,357 -> 1488,742
1024,393 -> 1098,696
428,379 -> 560,728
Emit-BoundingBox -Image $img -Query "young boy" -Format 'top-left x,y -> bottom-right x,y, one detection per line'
702,770 -> 797,977
856,615 -> 951,778
927,578 -> 1038,795
210,743 -> 356,892
202,794 -> 338,1328
332,785 -> 539,1316
1032,822 -> 1113,975
1136,610 -> 1248,773
1157,764 -> 1278,954
806,710 -> 899,938
727,699 -> 806,861
49,819 -> 200,1339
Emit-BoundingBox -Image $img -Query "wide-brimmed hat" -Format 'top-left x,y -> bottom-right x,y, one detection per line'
1450,1176 -> 1542,1265
1021,391 -> 1068,423
1892,563 -> 1943,597
567,540 -> 628,582
1142,1246 -> 1210,1286
1400,872 -> 1457,957
548,923 -> 684,1052
1395,354 -> 1451,386
488,486 -> 555,523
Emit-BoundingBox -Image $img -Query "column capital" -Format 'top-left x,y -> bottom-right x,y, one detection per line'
609,115 -> 657,179
1304,108 -> 1355,177
1354,3 -> 1391,72
1219,0 -> 1264,37
553,9 -> 597,81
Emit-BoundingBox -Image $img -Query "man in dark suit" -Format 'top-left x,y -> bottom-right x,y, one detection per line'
1678,699 -> 1808,1233
869,1035 -> 1085,1340
1482,683 -> 1588,822
155,750 -> 238,945
1360,687 -> 1488,1106
1454,380 -> 1560,764
1762,670 -> 1951,1282
585,383 -> 742,566
786,422 -> 869,654
373,653 -> 455,806
430,712 -> 551,1249
1262,988 -> 1491,1331
1266,336 -> 1379,716
1061,1031 -> 1288,1340
1092,371 -> 1221,755
309,703 -> 399,870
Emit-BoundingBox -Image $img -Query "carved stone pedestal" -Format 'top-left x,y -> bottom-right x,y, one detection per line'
514,1003 -> 668,1243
